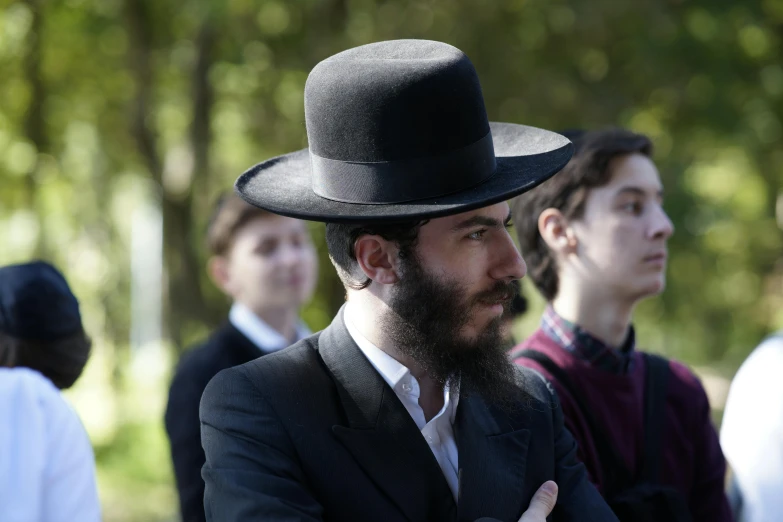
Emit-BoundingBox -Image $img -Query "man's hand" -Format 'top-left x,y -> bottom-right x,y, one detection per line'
518,481 -> 558,522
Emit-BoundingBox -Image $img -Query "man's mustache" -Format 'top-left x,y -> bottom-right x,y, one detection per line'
472,280 -> 519,306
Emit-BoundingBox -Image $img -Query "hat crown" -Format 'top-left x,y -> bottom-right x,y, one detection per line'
304,40 -> 490,163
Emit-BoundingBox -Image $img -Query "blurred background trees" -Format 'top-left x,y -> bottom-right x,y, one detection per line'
0,0 -> 780,519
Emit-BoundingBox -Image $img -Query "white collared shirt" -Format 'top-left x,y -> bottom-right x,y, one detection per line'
343,303 -> 460,500
229,302 -> 310,353
0,367 -> 101,522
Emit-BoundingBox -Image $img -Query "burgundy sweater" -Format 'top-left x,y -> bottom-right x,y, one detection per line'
512,328 -> 732,522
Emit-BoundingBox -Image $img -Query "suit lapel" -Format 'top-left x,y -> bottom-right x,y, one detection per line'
455,394 -> 531,522
320,307 -> 457,522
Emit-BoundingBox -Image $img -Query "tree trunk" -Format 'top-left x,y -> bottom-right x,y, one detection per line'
21,0 -> 50,258
125,0 -> 217,354
164,17 -> 218,354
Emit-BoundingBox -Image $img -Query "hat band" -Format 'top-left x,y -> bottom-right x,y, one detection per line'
310,131 -> 497,204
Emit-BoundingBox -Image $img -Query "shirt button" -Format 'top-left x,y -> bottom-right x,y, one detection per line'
425,435 -> 434,443
401,382 -> 412,393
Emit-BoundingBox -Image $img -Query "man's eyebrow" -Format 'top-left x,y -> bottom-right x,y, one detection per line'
255,235 -> 279,245
451,212 -> 511,232
615,186 -> 664,199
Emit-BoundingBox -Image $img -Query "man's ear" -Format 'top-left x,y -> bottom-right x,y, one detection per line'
353,235 -> 400,285
538,209 -> 577,254
207,255 -> 231,294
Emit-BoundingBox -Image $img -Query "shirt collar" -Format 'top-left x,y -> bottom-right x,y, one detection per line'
229,302 -> 310,353
343,303 -> 458,420
541,305 -> 636,375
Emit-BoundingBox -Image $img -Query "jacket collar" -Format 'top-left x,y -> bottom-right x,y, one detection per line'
319,306 -> 529,521
229,302 -> 310,353
214,322 -> 264,364
454,393 -> 531,521
320,306 -> 456,521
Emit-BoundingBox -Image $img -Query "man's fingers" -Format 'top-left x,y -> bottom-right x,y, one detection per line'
518,481 -> 558,522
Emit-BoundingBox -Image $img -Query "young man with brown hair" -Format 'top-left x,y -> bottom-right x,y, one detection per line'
510,128 -> 732,521
165,193 -> 318,522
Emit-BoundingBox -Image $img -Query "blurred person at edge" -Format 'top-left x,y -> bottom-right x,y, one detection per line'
510,128 -> 732,522
721,330 -> 783,522
164,192 -> 318,522
0,260 -> 101,522
500,280 -> 528,351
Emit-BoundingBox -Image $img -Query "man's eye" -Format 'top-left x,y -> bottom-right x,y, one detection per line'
467,229 -> 486,240
622,202 -> 643,215
256,242 -> 277,255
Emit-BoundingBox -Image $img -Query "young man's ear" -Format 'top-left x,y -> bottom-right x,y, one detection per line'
207,256 -> 231,294
538,209 -> 577,254
353,235 -> 401,285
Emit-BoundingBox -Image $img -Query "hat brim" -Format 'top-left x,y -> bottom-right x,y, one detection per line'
235,122 -> 572,223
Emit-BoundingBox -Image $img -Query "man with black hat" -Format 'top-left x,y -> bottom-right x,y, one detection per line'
200,40 -> 617,522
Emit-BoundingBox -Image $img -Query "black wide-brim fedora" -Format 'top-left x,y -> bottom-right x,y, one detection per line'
236,40 -> 572,223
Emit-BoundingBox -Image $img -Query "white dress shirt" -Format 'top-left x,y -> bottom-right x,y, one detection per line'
721,335 -> 783,522
0,367 -> 101,522
343,303 -> 460,500
229,302 -> 311,353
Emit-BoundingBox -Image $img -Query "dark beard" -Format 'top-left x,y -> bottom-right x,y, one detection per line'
380,255 -> 521,409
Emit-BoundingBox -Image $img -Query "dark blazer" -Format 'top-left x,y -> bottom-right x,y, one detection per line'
200,308 -> 618,522
165,322 -> 262,522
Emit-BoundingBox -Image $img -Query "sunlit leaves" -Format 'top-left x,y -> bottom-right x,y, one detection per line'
687,9 -> 719,42
0,3 -> 33,57
257,1 -> 292,36
737,24 -> 773,59
4,139 -> 36,175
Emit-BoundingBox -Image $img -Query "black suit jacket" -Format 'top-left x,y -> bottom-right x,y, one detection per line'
200,308 -> 618,522
165,322 -> 263,522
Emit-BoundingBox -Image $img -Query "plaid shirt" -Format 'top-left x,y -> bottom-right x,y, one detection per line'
541,306 -> 636,375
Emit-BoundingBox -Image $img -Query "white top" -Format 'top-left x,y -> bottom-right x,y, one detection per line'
229,302 -> 311,353
0,367 -> 101,522
343,303 -> 460,500
721,335 -> 783,522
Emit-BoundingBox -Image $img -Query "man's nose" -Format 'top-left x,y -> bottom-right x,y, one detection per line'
491,233 -> 527,282
650,205 -> 674,240
279,243 -> 303,266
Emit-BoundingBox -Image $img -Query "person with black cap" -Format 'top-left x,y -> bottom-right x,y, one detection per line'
0,260 -> 100,521
0,260 -> 92,389
200,40 -> 617,522
500,280 -> 529,350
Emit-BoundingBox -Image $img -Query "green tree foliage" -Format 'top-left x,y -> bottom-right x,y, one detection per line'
0,0 -> 781,519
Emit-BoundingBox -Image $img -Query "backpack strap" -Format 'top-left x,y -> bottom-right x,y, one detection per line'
639,353 -> 670,483
513,349 -> 631,493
